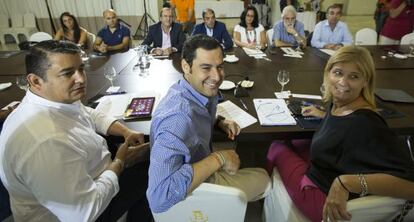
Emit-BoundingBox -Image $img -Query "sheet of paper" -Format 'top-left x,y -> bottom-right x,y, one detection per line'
319,49 -> 335,56
274,91 -> 291,99
283,53 -> 302,58
106,86 -> 121,93
242,47 -> 266,57
2,101 -> 20,110
216,100 -> 257,129
253,98 -> 296,126
291,93 -> 322,100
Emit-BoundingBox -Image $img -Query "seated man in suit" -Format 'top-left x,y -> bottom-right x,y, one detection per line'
142,7 -> 186,56
192,8 -> 234,50
94,9 -> 130,53
311,4 -> 353,50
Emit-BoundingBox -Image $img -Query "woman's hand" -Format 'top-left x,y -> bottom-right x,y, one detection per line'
301,105 -> 326,118
323,177 -> 352,222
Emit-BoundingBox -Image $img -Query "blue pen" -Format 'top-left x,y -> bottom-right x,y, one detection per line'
302,101 -> 314,106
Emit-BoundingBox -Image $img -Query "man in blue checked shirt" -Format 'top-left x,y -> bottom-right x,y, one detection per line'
272,5 -> 307,48
311,4 -> 353,50
147,35 -> 270,213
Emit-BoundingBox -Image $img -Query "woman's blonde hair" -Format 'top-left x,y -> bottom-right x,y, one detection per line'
322,46 -> 376,109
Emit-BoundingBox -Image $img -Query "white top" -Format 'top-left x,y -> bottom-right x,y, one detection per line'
234,24 -> 265,46
0,90 -> 119,222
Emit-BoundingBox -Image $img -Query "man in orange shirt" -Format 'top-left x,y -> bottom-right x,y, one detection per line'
170,0 -> 196,34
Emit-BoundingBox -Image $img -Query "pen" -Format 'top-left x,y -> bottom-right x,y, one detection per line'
240,98 -> 248,110
106,91 -> 127,95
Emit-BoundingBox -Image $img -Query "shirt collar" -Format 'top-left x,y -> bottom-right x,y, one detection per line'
24,89 -> 82,113
106,23 -> 121,31
179,79 -> 211,107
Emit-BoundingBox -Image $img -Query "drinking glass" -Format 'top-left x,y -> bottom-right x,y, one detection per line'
134,45 -> 151,77
80,50 -> 90,65
16,75 -> 29,91
277,70 -> 290,92
104,66 -> 117,87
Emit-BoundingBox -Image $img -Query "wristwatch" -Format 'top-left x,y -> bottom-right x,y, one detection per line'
294,33 -> 299,37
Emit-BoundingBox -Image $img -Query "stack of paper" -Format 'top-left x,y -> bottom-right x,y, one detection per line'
319,48 -> 335,56
216,101 -> 257,129
242,47 -> 267,59
253,98 -> 296,126
281,47 -> 304,58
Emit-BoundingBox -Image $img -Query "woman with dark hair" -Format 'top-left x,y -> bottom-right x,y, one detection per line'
233,5 -> 266,49
54,12 -> 87,47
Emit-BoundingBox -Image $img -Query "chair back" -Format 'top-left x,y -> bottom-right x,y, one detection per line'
11,14 -> 23,28
264,168 -> 407,222
29,32 -> 52,42
86,32 -> 96,49
0,14 -> 9,28
355,28 -> 377,45
23,13 -> 36,28
400,32 -> 414,45
266,29 -> 274,47
342,196 -> 406,222
153,183 -> 248,222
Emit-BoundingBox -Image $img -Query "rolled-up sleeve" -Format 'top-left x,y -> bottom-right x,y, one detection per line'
311,22 -> 325,48
340,23 -> 353,46
19,137 -> 119,222
85,106 -> 116,135
147,113 -> 195,213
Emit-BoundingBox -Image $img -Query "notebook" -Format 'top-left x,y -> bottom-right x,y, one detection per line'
253,99 -> 296,126
375,88 -> 414,103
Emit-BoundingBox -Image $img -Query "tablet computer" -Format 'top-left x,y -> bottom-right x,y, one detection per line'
123,97 -> 155,120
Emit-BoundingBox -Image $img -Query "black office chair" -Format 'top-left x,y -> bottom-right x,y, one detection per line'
306,32 -> 313,47
0,179 -> 11,221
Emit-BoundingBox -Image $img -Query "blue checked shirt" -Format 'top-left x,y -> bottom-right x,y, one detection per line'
311,20 -> 353,48
272,20 -> 305,47
147,79 -> 218,213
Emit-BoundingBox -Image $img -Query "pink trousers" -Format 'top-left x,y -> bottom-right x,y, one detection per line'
266,139 -> 326,222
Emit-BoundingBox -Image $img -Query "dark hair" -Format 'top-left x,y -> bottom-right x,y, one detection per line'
239,5 -> 259,28
327,4 -> 343,14
181,34 -> 223,67
59,12 -> 81,43
202,8 -> 215,19
26,40 -> 80,79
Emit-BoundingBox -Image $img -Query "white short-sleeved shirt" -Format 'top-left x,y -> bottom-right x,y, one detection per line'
0,90 -> 118,222
234,24 -> 265,46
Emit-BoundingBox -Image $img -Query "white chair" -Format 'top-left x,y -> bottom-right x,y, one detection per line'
86,32 -> 96,49
266,29 -> 274,47
400,32 -> 414,45
153,183 -> 248,222
355,28 -> 377,45
0,14 -> 12,44
29,32 -> 52,42
13,13 -> 38,43
263,168 -> 407,222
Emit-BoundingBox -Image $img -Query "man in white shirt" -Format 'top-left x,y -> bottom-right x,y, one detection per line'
311,4 -> 353,50
0,40 -> 151,222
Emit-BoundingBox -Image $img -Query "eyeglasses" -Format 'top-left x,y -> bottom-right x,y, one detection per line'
283,17 -> 296,21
